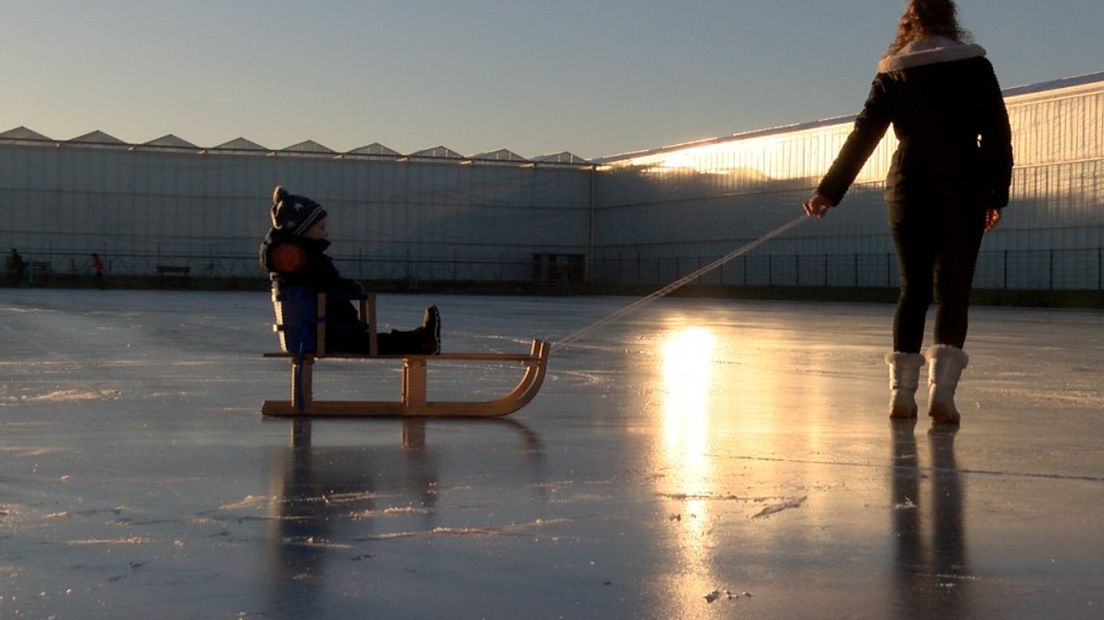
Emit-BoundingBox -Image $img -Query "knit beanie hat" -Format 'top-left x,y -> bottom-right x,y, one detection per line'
269,186 -> 327,236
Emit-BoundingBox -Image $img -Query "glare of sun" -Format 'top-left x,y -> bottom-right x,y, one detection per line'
661,327 -> 716,471
657,326 -> 718,606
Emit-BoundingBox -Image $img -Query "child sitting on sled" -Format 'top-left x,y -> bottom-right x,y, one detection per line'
260,186 -> 440,355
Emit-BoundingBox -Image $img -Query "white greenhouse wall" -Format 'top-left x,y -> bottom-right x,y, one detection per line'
1,72 -> 1101,292
594,73 -> 1104,291
0,147 -> 593,282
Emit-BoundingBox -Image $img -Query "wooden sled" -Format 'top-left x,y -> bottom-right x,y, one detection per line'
262,290 -> 549,418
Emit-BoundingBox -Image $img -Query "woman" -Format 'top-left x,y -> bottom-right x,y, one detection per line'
803,0 -> 1013,425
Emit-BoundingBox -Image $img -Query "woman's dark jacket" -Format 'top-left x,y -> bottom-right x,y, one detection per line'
817,38 -> 1013,209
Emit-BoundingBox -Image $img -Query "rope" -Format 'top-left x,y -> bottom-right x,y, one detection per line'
552,214 -> 810,348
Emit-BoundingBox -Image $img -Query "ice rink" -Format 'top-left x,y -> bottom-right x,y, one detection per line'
2,289 -> 1102,619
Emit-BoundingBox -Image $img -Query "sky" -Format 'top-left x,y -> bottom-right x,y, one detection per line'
2,0 -> 1102,160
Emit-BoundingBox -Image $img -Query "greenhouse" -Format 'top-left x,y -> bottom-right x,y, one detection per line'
2,71 -> 1101,297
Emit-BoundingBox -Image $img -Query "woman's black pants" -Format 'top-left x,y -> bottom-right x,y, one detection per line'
888,197 -> 987,354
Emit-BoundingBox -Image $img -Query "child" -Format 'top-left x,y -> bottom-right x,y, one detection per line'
260,186 -> 440,355
6,248 -> 26,286
90,253 -> 105,289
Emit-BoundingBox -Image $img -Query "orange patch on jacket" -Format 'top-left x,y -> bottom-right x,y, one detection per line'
270,243 -> 306,272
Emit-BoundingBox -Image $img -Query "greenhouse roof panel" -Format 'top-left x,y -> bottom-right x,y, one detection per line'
142,134 -> 199,149
281,140 -> 335,154
68,130 -> 127,146
531,151 -> 590,164
0,126 -> 53,143
212,137 -> 268,151
409,145 -> 464,159
347,142 -> 401,156
471,148 -> 528,162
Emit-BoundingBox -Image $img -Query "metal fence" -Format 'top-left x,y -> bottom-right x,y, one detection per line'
589,247 -> 1104,291
8,246 -> 1102,292
4,249 -> 540,287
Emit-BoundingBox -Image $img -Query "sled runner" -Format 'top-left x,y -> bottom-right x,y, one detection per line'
262,289 -> 549,417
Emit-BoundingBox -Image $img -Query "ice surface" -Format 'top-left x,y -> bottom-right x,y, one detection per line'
1,289 -> 1102,618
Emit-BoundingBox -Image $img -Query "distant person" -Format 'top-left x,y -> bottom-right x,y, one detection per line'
802,0 -> 1013,425
6,248 -> 26,286
260,186 -> 441,355
90,253 -> 105,289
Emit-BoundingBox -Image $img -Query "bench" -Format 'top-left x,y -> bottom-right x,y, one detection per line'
156,265 -> 191,286
262,290 -> 549,417
157,265 -> 190,276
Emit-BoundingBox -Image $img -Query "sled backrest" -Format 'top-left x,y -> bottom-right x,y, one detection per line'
271,287 -> 377,357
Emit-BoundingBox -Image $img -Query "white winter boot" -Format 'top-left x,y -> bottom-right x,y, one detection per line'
926,345 -> 969,425
886,352 -> 925,419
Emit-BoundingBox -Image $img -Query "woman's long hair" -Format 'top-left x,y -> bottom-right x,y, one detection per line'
886,0 -> 971,56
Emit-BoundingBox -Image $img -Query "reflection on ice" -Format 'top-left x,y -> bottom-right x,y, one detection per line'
657,325 -> 719,613
259,418 -> 549,615
890,422 -> 972,618
660,325 -> 715,470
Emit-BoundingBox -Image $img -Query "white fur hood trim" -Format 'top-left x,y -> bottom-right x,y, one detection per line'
877,36 -> 986,73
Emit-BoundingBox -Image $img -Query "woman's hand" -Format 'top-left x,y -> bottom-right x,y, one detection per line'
803,194 -> 834,219
984,206 -> 1002,232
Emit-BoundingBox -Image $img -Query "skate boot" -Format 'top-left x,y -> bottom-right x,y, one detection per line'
421,306 -> 441,354
886,352 -> 925,419
926,345 -> 969,426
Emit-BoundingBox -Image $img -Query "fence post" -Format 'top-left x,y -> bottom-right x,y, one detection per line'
1049,249 -> 1054,291
1003,250 -> 1008,290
